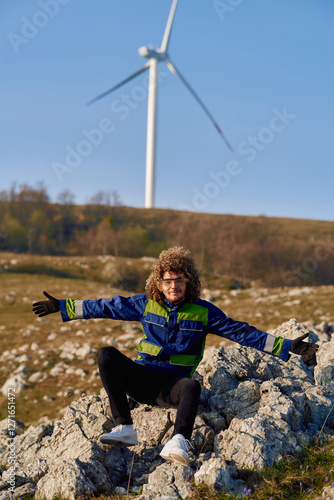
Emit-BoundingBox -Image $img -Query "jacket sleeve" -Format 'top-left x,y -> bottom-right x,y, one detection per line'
206,302 -> 292,362
59,293 -> 147,323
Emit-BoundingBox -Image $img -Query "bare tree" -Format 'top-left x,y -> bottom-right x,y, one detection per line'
57,190 -> 75,205
0,190 -> 9,201
87,190 -> 122,207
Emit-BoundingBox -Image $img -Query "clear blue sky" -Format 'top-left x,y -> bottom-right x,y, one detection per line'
1,0 -> 333,220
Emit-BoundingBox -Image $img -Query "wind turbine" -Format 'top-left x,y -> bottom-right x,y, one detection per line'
88,0 -> 232,208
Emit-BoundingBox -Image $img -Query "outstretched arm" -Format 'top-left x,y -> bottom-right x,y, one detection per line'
206,301 -> 319,365
33,292 -> 147,323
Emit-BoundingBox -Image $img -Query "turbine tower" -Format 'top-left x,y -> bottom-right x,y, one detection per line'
88,0 -> 232,208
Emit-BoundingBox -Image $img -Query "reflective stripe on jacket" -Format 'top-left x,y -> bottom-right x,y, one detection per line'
59,293 -> 292,378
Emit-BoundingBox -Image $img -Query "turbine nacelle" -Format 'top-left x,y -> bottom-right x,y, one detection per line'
138,46 -> 166,61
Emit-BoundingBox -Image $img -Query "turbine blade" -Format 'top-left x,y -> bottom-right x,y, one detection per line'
160,0 -> 178,53
87,63 -> 150,106
165,59 -> 233,151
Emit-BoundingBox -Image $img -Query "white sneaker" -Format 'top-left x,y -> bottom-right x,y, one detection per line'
160,434 -> 192,465
100,424 -> 138,446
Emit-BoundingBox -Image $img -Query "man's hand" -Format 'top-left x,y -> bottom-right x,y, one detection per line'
290,333 -> 319,367
32,291 -> 59,317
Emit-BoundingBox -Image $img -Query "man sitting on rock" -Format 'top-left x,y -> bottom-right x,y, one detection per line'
32,246 -> 318,465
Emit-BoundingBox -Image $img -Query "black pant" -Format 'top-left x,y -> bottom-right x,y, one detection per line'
97,346 -> 201,440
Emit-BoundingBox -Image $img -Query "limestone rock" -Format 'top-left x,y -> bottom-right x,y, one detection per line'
191,416 -> 215,453
0,423 -> 53,464
36,459 -> 98,500
304,386 -> 334,428
40,396 -> 112,463
130,405 -> 177,448
0,417 -> 24,438
28,371 -> 47,383
258,380 -> 303,432
314,335 -> 334,394
1,374 -> 26,396
194,456 -> 230,491
0,482 -> 36,499
196,346 -> 239,395
214,414 -> 298,469
201,411 -> 226,434
140,463 -> 193,499
271,318 -> 311,340
13,458 -> 48,484
208,379 -> 261,425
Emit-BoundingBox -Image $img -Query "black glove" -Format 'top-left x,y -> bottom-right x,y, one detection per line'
32,291 -> 59,317
290,333 -> 319,367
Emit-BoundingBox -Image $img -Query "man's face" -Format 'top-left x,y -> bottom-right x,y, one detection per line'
160,271 -> 187,304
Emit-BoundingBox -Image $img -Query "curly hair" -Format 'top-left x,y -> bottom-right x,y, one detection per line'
145,246 -> 201,304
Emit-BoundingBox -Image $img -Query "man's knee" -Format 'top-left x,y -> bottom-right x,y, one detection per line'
97,346 -> 118,366
182,378 -> 201,398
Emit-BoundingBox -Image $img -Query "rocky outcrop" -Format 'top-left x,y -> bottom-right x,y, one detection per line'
0,318 -> 334,499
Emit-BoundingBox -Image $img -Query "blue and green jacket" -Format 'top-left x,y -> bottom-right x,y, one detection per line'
59,294 -> 292,378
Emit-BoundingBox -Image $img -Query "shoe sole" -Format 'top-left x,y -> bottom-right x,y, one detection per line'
160,453 -> 189,465
100,436 -> 138,446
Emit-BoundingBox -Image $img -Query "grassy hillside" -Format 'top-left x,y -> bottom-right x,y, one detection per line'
1,197 -> 334,288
